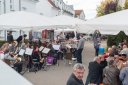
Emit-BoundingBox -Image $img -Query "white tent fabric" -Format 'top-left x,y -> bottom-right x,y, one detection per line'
0,11 -> 64,29
78,24 -> 126,35
0,60 -> 33,85
78,9 -> 128,34
52,15 -> 86,26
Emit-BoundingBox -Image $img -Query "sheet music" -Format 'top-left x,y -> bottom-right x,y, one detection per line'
19,49 -> 25,56
53,45 -> 60,50
66,44 -> 71,49
25,48 -> 33,55
39,46 -> 44,51
42,48 -> 50,54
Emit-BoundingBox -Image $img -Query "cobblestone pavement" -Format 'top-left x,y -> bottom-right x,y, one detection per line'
23,40 -> 107,85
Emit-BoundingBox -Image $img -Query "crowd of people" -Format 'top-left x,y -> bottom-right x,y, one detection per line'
0,31 -> 86,73
67,34 -> 128,85
1,30 -> 128,85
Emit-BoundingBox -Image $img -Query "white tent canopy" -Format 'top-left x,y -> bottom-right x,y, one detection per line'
0,60 -> 33,85
0,11 -> 64,30
78,9 -> 128,34
52,15 -> 86,26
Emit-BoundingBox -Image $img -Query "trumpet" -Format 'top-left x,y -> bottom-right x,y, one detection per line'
9,52 -> 22,63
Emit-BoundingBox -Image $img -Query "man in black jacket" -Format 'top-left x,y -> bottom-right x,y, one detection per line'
85,57 -> 102,85
16,34 -> 27,44
66,63 -> 85,85
7,31 -> 13,44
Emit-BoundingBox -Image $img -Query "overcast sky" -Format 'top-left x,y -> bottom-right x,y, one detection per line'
63,0 -> 103,19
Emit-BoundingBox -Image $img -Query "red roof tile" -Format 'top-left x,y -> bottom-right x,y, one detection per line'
75,10 -> 83,15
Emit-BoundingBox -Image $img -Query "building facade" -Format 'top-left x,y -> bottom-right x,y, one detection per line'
74,10 -> 85,20
0,0 -> 39,14
0,0 -> 39,40
36,0 -> 74,17
0,0 -> 85,40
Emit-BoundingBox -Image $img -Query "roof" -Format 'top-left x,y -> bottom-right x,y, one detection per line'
48,0 -> 60,9
75,10 -> 83,16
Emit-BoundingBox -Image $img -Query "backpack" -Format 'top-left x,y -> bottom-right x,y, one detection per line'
46,55 -> 54,64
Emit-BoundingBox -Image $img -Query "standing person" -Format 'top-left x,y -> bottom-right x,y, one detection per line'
77,34 -> 86,63
16,34 -> 27,45
103,60 -> 121,85
85,57 -> 102,85
66,63 -> 85,85
58,32 -> 65,42
29,31 -> 33,44
93,30 -> 101,41
119,66 -> 128,85
7,31 -> 13,44
93,30 -> 101,56
94,39 -> 100,56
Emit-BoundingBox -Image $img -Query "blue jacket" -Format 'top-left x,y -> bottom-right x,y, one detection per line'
120,67 -> 128,85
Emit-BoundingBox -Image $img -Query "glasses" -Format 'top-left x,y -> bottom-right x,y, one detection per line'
118,54 -> 127,57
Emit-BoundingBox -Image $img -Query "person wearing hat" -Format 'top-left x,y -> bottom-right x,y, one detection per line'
116,53 -> 127,70
120,45 -> 128,57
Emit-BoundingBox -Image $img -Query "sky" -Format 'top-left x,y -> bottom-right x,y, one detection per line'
63,0 -> 103,19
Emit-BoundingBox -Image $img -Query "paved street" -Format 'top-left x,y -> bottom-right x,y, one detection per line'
23,41 -> 107,85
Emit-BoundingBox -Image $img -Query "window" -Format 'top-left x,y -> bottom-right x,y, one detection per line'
10,0 -> 14,11
0,1 -> 1,14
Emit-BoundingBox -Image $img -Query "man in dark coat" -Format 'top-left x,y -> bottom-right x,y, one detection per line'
85,57 -> 102,85
16,34 -> 27,44
67,63 -> 85,85
7,31 -> 13,43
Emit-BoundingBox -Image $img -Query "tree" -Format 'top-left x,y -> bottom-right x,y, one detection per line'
124,0 -> 128,9
96,0 -> 122,17
107,31 -> 128,47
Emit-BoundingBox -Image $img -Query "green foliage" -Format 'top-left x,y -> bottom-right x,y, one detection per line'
96,0 -> 122,17
117,5 -> 123,11
115,31 -> 128,44
124,0 -> 128,9
96,5 -> 105,16
107,35 -> 116,47
96,0 -> 107,17
107,31 -> 128,47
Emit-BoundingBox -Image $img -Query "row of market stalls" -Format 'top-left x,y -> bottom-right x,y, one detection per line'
0,9 -> 128,41
0,11 -> 85,40
0,9 -> 128,32
0,9 -> 128,38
